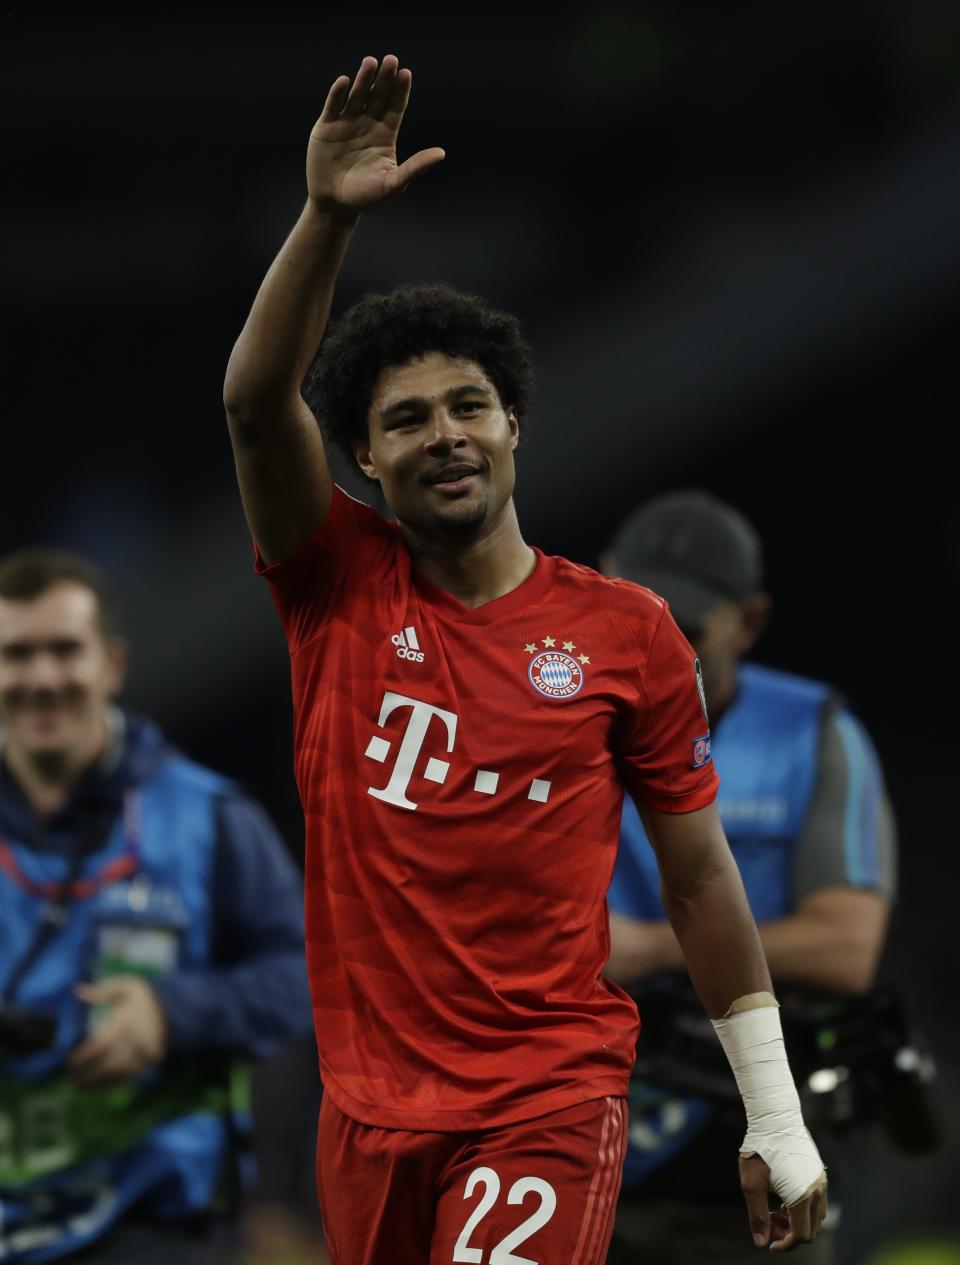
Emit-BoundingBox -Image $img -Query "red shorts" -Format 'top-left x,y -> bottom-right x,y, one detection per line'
317,1093 -> 627,1265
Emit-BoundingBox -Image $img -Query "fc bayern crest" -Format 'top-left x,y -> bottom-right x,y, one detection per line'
528,651 -> 584,699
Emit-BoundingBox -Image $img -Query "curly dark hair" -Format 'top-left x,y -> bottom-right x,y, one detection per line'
303,283 -> 534,465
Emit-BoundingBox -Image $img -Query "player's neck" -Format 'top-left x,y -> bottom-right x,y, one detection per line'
405,502 -> 535,608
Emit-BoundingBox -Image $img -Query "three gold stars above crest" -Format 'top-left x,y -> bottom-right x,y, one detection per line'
523,636 -> 590,665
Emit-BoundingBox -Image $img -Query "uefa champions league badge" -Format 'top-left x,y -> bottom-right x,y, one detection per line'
691,733 -> 712,768
523,635 -> 589,700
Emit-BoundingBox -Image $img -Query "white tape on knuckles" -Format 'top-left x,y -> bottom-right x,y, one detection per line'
711,1004 -> 825,1208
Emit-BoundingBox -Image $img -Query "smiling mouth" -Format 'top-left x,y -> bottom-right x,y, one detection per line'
431,474 -> 479,496
425,465 -> 483,495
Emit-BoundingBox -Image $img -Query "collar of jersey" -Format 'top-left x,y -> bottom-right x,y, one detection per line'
410,547 -> 557,625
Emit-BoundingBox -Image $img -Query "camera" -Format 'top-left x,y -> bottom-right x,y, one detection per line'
0,1001 -> 58,1057
783,988 -> 943,1156
628,980 -> 943,1156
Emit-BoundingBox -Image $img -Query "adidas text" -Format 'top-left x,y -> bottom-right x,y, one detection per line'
391,627 -> 425,664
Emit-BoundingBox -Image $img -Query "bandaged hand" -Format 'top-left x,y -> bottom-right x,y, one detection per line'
713,994 -> 828,1251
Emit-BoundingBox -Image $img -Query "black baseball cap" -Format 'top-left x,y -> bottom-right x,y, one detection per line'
609,491 -> 764,629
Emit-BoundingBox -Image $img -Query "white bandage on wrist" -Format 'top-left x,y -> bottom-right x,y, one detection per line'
712,1002 -> 825,1208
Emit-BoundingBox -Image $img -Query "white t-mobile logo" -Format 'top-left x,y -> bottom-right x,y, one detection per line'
365,691 -> 458,811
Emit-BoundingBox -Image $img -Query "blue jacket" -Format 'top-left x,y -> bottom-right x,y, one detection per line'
0,715 -> 313,1262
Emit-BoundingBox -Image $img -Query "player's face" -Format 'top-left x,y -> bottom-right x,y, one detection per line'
356,353 -> 519,540
0,583 -> 126,768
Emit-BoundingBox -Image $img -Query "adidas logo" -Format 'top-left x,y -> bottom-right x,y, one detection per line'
391,626 -> 425,663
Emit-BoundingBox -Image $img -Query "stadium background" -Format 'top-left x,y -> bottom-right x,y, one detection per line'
3,3 -> 957,1261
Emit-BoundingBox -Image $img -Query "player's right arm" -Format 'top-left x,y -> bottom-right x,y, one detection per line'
223,55 -> 444,565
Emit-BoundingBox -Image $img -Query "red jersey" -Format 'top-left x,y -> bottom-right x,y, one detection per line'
257,487 -> 718,1131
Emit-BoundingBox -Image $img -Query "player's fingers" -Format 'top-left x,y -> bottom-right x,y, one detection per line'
768,1212 -> 791,1244
738,1154 -> 771,1248
807,1187 -> 823,1238
381,67 -> 413,133
770,1195 -> 814,1253
319,74 -> 351,123
366,54 -> 400,120
342,56 -> 379,117
811,1182 -> 828,1235
387,147 -> 446,196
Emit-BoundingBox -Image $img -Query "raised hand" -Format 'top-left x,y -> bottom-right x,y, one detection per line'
306,55 -> 445,215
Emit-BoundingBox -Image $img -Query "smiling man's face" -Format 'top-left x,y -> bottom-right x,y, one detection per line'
354,352 -> 520,540
0,582 -> 126,771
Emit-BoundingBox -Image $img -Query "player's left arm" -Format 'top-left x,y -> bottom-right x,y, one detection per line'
641,799 -> 768,1019
643,799 -> 828,1251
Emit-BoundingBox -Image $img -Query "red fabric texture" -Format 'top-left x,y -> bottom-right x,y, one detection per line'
317,1092 -> 628,1265
257,487 -> 718,1130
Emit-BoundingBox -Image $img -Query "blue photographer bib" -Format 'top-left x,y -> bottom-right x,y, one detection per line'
0,742 -> 249,1263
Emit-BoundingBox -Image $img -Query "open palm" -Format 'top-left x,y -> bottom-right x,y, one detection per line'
307,55 -> 444,213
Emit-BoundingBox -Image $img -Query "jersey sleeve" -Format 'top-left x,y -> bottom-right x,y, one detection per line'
618,604 -> 720,814
253,485 -> 396,652
793,707 -> 898,901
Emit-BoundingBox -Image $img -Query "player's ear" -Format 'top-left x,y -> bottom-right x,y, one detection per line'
507,408 -> 519,450
353,439 -> 378,481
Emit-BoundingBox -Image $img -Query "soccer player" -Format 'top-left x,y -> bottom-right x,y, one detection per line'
223,55 -> 827,1263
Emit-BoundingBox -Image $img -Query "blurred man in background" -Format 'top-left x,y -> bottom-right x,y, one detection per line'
0,549 -> 313,1264
602,491 -> 897,1264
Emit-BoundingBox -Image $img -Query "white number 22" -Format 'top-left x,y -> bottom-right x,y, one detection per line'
452,1166 -> 558,1265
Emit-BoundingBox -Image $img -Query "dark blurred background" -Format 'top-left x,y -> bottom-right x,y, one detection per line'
4,3 -> 958,1260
